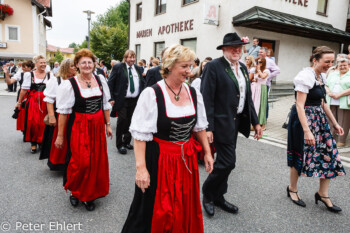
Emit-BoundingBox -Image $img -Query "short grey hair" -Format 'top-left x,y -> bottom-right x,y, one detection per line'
260,47 -> 269,53
336,54 -> 349,65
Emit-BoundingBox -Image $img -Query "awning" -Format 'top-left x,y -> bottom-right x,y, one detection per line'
232,6 -> 350,43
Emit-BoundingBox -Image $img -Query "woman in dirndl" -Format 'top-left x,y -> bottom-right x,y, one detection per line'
18,56 -> 50,153
39,58 -> 76,170
250,57 -> 270,130
287,46 -> 346,212
3,60 -> 35,132
122,44 -> 214,233
55,49 -> 113,211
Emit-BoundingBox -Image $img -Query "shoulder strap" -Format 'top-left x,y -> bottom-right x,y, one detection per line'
47,72 -> 51,80
20,72 -> 24,85
94,74 -> 104,110
57,76 -> 61,85
68,77 -> 79,98
189,85 -> 198,112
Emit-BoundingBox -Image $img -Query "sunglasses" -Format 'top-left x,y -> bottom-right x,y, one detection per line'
258,61 -> 263,63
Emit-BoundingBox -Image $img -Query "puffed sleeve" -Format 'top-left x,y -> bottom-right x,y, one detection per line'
56,80 -> 75,114
293,68 -> 315,93
129,87 -> 158,141
12,72 -> 21,81
99,75 -> 112,110
43,76 -> 58,104
21,72 -> 32,90
193,89 -> 208,132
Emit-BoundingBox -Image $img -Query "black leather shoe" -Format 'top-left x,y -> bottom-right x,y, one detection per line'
315,192 -> 342,213
202,196 -> 214,216
69,195 -> 79,207
83,201 -> 95,211
287,186 -> 306,207
118,146 -> 127,154
125,144 -> 134,150
214,199 -> 239,214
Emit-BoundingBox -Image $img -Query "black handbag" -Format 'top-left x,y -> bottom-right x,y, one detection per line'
282,106 -> 292,129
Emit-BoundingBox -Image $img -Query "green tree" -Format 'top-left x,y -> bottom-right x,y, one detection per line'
68,42 -> 78,48
54,50 -> 64,63
89,0 -> 129,68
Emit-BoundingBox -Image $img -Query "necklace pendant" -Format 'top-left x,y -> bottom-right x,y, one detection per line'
175,95 -> 180,101
87,83 -> 91,88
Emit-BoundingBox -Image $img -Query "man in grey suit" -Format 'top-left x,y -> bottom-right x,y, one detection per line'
201,32 -> 262,216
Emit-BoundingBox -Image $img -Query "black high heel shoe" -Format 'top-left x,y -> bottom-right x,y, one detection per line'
83,201 -> 95,211
30,146 -> 37,154
287,186 -> 306,207
315,192 -> 342,213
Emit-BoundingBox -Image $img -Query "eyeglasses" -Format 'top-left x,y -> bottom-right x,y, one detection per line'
258,61 -> 263,63
79,61 -> 94,66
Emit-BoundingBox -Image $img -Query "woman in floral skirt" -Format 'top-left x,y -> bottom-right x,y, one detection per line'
287,46 -> 346,212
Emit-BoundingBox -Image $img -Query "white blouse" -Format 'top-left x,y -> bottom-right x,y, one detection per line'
21,72 -> 50,90
13,72 -> 30,82
43,76 -> 60,104
129,80 -> 208,142
294,67 -> 327,93
56,75 -> 112,114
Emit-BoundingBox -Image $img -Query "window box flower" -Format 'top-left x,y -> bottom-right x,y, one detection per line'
0,4 -> 14,20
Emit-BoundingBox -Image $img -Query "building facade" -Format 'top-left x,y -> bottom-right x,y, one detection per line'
46,44 -> 74,66
0,0 -> 52,60
129,0 -> 350,83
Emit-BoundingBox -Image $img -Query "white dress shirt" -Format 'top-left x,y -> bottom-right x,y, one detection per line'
126,64 -> 140,98
224,56 -> 246,114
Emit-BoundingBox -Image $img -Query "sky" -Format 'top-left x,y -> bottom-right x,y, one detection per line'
47,0 -> 122,48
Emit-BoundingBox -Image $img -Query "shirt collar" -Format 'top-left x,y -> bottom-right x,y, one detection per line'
224,56 -> 241,69
126,63 -> 134,70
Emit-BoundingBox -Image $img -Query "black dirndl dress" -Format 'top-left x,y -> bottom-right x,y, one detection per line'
122,84 -> 204,233
287,81 -> 346,178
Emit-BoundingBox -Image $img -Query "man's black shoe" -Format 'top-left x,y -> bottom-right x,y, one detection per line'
214,200 -> 239,214
202,196 -> 214,216
125,144 -> 134,150
118,146 -> 127,154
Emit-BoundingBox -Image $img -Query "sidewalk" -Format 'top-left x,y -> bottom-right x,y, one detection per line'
258,95 -> 350,161
0,79 -> 17,97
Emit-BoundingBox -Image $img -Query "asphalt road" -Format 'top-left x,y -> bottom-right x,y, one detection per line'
0,95 -> 349,233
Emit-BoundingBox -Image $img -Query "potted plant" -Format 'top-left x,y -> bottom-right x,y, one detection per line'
0,4 -> 14,20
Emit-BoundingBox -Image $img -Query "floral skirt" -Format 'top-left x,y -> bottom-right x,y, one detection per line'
287,104 -> 346,179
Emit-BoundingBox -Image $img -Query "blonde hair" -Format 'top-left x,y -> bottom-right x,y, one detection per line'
160,44 -> 196,78
245,55 -> 256,69
152,58 -> 159,66
57,58 -> 75,80
33,55 -> 46,64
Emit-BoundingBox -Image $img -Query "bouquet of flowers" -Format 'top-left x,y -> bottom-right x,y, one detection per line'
0,4 -> 14,17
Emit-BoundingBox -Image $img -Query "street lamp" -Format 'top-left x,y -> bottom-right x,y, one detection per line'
83,10 -> 95,49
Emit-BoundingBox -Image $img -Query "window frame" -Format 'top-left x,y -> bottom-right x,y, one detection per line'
136,2 -> 142,21
182,0 -> 199,7
316,0 -> 328,16
5,24 -> 20,42
155,0 -> 166,16
135,44 -> 141,62
154,41 -> 165,58
180,38 -> 197,53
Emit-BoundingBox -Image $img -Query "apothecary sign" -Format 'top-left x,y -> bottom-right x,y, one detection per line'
203,3 -> 219,26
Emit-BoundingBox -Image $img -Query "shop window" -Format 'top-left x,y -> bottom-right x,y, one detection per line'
181,38 -> 197,53
317,0 -> 328,16
156,0 -> 166,15
154,42 -> 165,58
135,44 -> 141,62
183,0 -> 198,6
6,25 -> 20,42
136,3 -> 142,21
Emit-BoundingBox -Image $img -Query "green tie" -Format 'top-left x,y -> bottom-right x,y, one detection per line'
128,67 -> 135,93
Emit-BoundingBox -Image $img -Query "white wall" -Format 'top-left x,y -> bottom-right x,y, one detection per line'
129,0 -> 346,82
